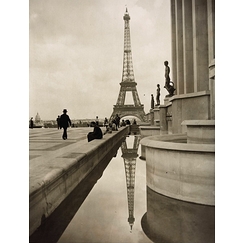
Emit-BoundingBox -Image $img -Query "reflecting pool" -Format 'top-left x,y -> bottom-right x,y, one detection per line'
30,134 -> 152,243
58,135 -> 151,243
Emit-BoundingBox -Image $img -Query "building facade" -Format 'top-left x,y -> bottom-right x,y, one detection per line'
140,1 -> 215,242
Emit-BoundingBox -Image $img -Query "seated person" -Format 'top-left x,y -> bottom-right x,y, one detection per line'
87,121 -> 103,142
112,121 -> 117,131
104,117 -> 109,128
125,119 -> 131,125
120,119 -> 126,126
104,123 -> 112,135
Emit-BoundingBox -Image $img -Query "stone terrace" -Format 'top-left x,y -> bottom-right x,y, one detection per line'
29,126 -> 129,235
29,127 -> 100,188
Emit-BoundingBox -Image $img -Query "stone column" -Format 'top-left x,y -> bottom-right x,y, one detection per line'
207,0 -> 215,63
170,0 -> 177,94
159,106 -> 168,134
209,60 -> 215,120
175,0 -> 184,94
182,0 -> 194,94
153,107 -> 160,126
207,0 -> 215,120
150,109 -> 154,125
192,0 -> 209,92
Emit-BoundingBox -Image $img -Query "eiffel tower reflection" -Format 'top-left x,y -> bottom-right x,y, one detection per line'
121,135 -> 141,232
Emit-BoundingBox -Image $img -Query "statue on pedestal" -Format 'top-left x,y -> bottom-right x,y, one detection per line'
164,61 -> 176,97
151,94 -> 154,109
156,84 -> 160,106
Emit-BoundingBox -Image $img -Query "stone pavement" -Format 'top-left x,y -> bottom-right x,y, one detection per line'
29,127 -> 106,192
29,126 -> 129,235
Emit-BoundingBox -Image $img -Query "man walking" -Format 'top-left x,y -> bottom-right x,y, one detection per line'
29,117 -> 34,129
59,109 -> 72,140
56,115 -> 61,129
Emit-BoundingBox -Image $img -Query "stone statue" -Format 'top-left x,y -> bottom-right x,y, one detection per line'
151,94 -> 154,109
156,84 -> 160,106
164,61 -> 176,96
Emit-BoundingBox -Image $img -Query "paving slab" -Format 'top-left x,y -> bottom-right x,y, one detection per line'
29,127 -> 107,192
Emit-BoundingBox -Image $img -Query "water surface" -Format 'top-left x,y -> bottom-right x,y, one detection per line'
57,135 -> 152,243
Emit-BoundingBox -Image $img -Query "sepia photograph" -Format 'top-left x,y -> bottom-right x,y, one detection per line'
3,0 -> 242,242
28,0 -> 216,242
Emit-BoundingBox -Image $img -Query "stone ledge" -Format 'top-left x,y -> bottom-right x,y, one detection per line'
29,126 -> 129,236
181,120 -> 215,126
169,90 -> 210,102
181,120 -> 215,144
141,134 -> 215,152
140,126 -> 161,130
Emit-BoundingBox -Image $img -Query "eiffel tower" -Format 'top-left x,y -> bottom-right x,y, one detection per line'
110,8 -> 146,122
121,135 -> 141,232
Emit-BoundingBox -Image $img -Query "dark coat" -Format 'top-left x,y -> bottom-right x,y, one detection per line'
59,114 -> 71,128
92,126 -> 103,139
87,126 -> 103,142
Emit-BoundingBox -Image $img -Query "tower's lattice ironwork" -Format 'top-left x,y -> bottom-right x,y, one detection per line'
110,8 -> 146,122
121,135 -> 141,232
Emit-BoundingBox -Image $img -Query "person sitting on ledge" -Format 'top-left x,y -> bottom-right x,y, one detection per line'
87,121 -> 103,142
112,119 -> 118,131
104,123 -> 113,135
120,119 -> 126,127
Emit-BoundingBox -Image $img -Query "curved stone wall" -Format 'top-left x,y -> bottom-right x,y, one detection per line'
140,134 -> 215,205
141,187 -> 215,243
139,126 -> 160,160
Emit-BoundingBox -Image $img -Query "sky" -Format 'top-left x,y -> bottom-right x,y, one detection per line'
29,0 -> 171,120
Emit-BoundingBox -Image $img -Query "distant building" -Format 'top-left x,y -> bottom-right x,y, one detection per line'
34,112 -> 43,127
35,112 -> 41,123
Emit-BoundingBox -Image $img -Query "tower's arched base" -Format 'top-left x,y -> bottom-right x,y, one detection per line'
110,105 -> 146,122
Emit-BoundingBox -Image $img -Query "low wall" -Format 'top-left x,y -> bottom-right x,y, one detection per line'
141,134 -> 215,205
170,91 -> 211,134
141,187 -> 215,243
145,91 -> 210,134
29,126 -> 129,235
140,133 -> 215,242
181,120 -> 215,144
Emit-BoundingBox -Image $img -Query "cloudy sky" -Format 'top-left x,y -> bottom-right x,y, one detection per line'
29,0 -> 171,120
